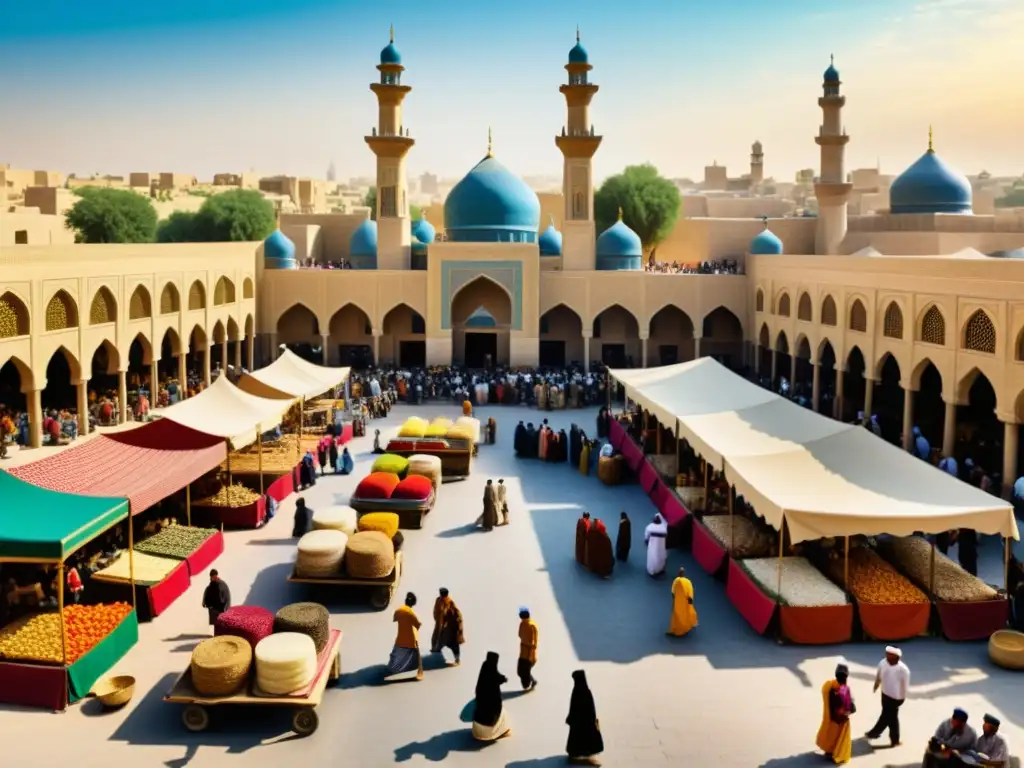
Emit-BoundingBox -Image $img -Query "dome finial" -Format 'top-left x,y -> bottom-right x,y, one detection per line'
761,215 -> 769,230
830,53 -> 834,66
549,214 -> 555,227
617,206 -> 623,221
389,24 -> 394,43
576,25 -> 580,43
928,124 -> 934,153
486,126 -> 493,158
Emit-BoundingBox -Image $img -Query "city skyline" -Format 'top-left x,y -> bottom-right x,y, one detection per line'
2,0 -> 1022,183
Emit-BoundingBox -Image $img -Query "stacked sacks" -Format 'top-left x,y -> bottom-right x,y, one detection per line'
311,505 -> 358,534
455,416 -> 481,444
345,531 -> 396,578
407,454 -> 442,490
398,417 -> 428,438
295,530 -> 348,577
372,454 -> 409,477
214,605 -> 276,650
445,424 -> 474,442
431,417 -> 454,430
191,635 -> 253,696
254,633 -> 318,695
392,474 -> 433,501
274,602 -> 331,653
355,472 -> 401,500
424,423 -> 448,437
357,512 -> 400,539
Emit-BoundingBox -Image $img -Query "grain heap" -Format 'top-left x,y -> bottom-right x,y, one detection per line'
295,530 -> 348,578
92,550 -> 180,585
453,416 -> 481,443
431,418 -> 454,430
357,512 -> 400,539
226,434 -> 302,474
424,423 -> 448,437
701,515 -> 774,558
883,536 -> 998,602
344,531 -> 396,579
398,418 -> 428,438
311,505 -> 358,534
191,635 -> 253,696
274,602 -> 331,653
194,484 -> 262,507
825,546 -> 928,605
741,557 -> 849,607
254,633 -> 318,695
214,605 -> 276,649
407,454 -> 442,490
135,526 -> 217,560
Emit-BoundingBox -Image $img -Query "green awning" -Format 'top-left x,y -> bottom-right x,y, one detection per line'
0,471 -> 129,561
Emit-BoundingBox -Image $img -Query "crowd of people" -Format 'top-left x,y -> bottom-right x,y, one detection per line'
644,258 -> 742,275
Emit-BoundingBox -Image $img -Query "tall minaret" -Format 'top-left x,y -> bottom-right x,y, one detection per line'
813,55 -> 852,255
555,28 -> 602,271
364,26 -> 414,270
750,140 -> 764,185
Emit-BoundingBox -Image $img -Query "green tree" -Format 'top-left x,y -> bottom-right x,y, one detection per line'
995,188 -> 1024,208
65,188 -> 158,243
594,164 -> 681,254
156,211 -> 200,243
363,187 -> 421,221
155,190 -> 277,242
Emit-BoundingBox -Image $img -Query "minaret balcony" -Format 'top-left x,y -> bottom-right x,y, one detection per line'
555,133 -> 602,159
364,133 -> 416,158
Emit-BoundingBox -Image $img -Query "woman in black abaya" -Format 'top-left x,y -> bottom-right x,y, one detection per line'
566,669 -> 603,764
471,651 -> 511,741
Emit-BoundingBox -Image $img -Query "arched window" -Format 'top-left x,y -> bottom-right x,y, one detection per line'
188,281 -> 206,310
129,286 -> 152,319
797,293 -> 812,322
777,293 -> 791,318
821,295 -> 837,326
920,305 -> 946,346
160,284 -> 180,314
883,302 -> 903,339
963,310 -> 996,354
45,290 -> 79,331
755,289 -> 764,313
849,299 -> 867,332
0,292 -> 30,338
243,278 -> 254,299
89,287 -> 116,325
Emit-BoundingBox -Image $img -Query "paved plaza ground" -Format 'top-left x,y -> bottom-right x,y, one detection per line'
0,404 -> 1021,767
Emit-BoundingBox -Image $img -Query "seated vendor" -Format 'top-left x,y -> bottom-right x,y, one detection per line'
956,714 -> 1010,768
924,708 -> 977,767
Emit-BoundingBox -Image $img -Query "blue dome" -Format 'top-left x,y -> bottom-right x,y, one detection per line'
349,218 -> 378,269
263,229 -> 296,269
444,155 -> 541,243
380,42 -> 401,65
596,218 -> 642,270
824,63 -> 839,83
750,224 -> 784,255
568,42 -> 588,64
411,216 -> 435,245
889,148 -> 972,215
538,222 -> 562,256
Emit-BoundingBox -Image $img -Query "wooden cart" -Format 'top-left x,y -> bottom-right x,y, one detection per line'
287,551 -> 403,609
348,494 -> 436,530
163,630 -> 342,737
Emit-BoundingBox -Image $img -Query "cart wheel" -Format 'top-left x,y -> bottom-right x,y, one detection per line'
371,587 -> 391,609
292,707 -> 319,736
330,653 -> 341,681
182,705 -> 210,733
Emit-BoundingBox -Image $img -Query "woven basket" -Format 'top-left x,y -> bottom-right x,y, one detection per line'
296,530 -> 348,578
311,505 -> 358,534
255,632 -> 318,695
357,512 -> 400,539
345,531 -> 395,579
214,605 -> 276,650
191,636 -> 253,696
989,629 -> 1024,670
274,602 -> 331,653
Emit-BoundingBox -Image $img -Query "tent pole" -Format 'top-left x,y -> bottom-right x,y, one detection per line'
776,522 -> 784,605
728,487 -> 735,556
656,421 -> 662,455
186,485 -> 191,527
57,562 -> 67,665
297,395 -> 305,461
703,461 -> 709,511
843,536 -> 850,594
929,540 -> 936,597
258,423 -> 264,494
127,514 -> 136,609
675,420 -> 680,485
1005,535 -> 1011,592
223,438 -> 231,506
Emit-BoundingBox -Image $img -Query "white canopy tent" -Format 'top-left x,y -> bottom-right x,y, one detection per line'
238,349 -> 350,400
609,358 -> 1018,543
156,374 -> 294,450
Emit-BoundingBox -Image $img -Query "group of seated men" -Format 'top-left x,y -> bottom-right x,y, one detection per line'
923,708 -> 1009,767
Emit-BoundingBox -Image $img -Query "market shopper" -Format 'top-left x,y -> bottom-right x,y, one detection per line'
644,514 -> 669,577
667,566 -> 697,637
478,479 -> 498,530
387,592 -> 423,681
565,669 -> 604,764
517,607 -> 538,691
471,652 -> 511,741
865,646 -> 910,747
202,570 -> 231,627
496,479 -> 509,525
292,497 -> 312,537
586,519 -> 614,578
615,512 -> 631,562
816,662 -> 855,764
430,587 -> 464,665
575,512 -> 591,565
969,714 -> 1010,766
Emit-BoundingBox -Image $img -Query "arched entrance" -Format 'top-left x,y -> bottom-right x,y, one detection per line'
648,305 -> 694,367
875,354 -> 904,443
843,347 -> 866,422
957,369 -> 1000,473
451,277 -> 512,368
539,305 -> 583,368
328,304 -> 373,368
42,347 -> 81,411
593,305 -> 640,368
382,304 -> 426,367
277,304 -> 321,364
817,340 -> 836,415
701,307 -> 743,367
0,356 -> 32,415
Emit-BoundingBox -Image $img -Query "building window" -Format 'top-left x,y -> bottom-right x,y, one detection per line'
380,186 -> 397,217
14,230 -> 28,244
755,289 -> 764,312
797,293 -> 812,322
821,295 -> 837,326
777,293 -> 791,318
920,305 -> 945,346
963,310 -> 996,354
883,302 -> 903,339
848,299 -> 867,332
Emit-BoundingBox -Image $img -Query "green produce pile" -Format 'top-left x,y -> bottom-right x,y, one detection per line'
134,526 -> 217,560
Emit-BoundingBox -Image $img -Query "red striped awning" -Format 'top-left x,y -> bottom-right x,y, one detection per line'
10,420 -> 226,515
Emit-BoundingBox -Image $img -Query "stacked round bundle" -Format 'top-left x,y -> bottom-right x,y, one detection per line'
454,416 -> 481,443
424,424 -> 448,437
274,602 -> 331,653
355,472 -> 401,500
398,418 -> 428,438
311,506 -> 358,534
191,636 -> 253,696
254,633 -> 318,695
372,454 -> 409,477
357,512 -> 400,539
295,530 -> 348,578
407,454 -> 442,489
431,418 -> 454,430
392,474 -> 432,501
345,531 -> 396,579
597,455 -> 621,485
214,606 -> 276,650
445,425 -> 473,441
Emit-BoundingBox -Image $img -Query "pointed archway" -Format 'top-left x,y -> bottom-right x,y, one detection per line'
451,277 -> 512,368
539,304 -> 584,368
382,303 -> 426,367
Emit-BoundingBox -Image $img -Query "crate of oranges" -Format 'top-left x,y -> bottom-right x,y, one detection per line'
0,603 -> 133,665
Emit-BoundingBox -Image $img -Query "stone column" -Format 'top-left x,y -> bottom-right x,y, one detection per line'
583,331 -> 592,373
753,345 -> 761,375
233,340 -> 242,371
321,333 -> 331,366
117,370 -> 127,424
202,348 -> 211,388
942,400 -> 956,458
863,377 -> 875,420
178,353 -> 188,398
1003,420 -> 1019,499
789,354 -> 797,389
833,366 -> 844,420
149,360 -> 159,400
812,363 -> 821,413
220,340 -> 228,376
640,334 -> 649,368
247,334 -> 255,371
77,380 -> 89,436
902,388 -> 914,451
372,330 -> 382,367
693,335 -> 702,360
770,349 -> 777,385
27,388 -> 42,448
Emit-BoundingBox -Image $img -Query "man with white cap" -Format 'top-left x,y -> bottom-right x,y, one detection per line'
865,645 -> 910,747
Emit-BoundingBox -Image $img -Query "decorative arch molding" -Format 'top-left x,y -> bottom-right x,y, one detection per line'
442,261 -> 522,330
873,350 -> 904,383
593,302 -> 642,331
128,283 -> 153,320
380,300 -> 429,329
0,354 -> 36,392
881,299 -> 905,340
87,338 -> 121,375
775,329 -> 790,354
160,283 -> 181,315
89,285 -> 118,325
187,280 -> 207,311
797,292 -> 813,322
127,331 -> 155,366
0,290 -> 31,338
213,276 -> 236,306
277,302 -> 323,336
820,295 -> 838,327
773,287 -> 792,315
847,294 -> 870,333
42,344 -> 83,384
647,303 -> 695,335
755,288 -> 765,313
758,322 -> 770,348
242,277 -> 255,300
917,303 -> 948,346
794,333 -> 814,363
955,362 -> 1002,407
909,356 -> 948,397
226,316 -> 241,342
961,308 -> 997,354
44,288 -> 80,331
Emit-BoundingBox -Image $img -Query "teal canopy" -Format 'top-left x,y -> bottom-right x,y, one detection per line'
0,472 -> 129,561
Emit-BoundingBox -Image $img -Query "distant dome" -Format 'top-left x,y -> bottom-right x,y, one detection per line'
824,58 -> 840,83
568,41 -> 588,64
465,307 -> 497,329
380,34 -> 401,65
349,219 -> 378,269
750,221 -> 784,255
596,215 -> 642,270
538,220 -> 562,256
444,154 -> 541,243
263,229 -> 296,270
411,216 -> 435,245
889,146 -> 972,215
989,248 -> 1024,259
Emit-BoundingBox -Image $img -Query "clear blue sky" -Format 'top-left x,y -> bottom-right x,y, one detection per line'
2,0 -> 1021,183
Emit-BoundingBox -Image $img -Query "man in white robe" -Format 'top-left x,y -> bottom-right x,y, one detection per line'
644,514 -> 669,577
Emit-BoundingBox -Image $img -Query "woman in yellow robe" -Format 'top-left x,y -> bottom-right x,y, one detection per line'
667,567 -> 697,636
815,663 -> 854,764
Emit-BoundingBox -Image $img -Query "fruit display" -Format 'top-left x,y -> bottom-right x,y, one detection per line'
255,632 -> 318,695
882,536 -> 998,602
702,514 -> 774,558
274,602 -> 331,653
92,550 -> 181,585
740,557 -> 849,607
134,526 -> 217,560
824,545 -> 928,605
295,530 -> 348,578
191,635 -> 252,696
195,484 -> 261,507
0,602 -> 133,664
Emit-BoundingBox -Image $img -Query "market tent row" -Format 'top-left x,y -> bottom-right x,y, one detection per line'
8,419 -> 227,515
237,348 -> 351,400
155,374 -> 294,449
609,358 -> 1019,544
0,472 -> 129,561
